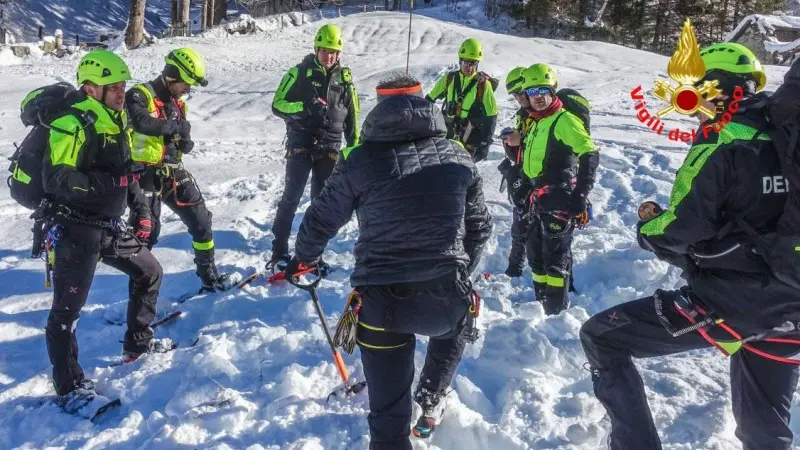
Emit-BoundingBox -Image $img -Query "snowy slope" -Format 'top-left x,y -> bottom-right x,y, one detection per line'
0,10 -> 796,450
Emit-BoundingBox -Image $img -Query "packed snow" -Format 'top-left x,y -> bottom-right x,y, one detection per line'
0,9 -> 796,450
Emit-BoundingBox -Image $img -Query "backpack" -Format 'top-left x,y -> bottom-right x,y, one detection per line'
7,83 -> 89,210
728,59 -> 800,289
556,88 -> 591,134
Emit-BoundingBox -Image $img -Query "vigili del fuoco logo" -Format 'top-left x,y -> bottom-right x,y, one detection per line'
630,19 -> 742,143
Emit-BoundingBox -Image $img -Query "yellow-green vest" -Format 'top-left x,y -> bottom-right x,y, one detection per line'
129,83 -> 188,165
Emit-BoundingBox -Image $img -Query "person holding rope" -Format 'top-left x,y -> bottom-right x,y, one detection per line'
580,43 -> 800,450
126,48 -> 232,293
286,73 -> 492,448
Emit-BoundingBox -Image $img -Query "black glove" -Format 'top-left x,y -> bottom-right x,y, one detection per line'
497,158 -> 516,178
179,138 -> 194,154
175,120 -> 191,140
567,191 -> 589,218
508,173 -> 531,209
307,98 -> 328,127
284,256 -> 303,278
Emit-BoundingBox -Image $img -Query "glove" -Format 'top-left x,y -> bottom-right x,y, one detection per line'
135,217 -> 152,240
307,98 -> 328,126
179,138 -> 194,154
567,191 -> 589,218
508,173 -> 531,209
472,145 -> 489,162
574,202 -> 592,230
174,120 -> 191,140
497,158 -> 513,176
286,256 -> 330,278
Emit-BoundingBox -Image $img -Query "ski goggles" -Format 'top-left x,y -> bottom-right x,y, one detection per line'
506,75 -> 526,94
459,59 -> 479,67
526,86 -> 553,97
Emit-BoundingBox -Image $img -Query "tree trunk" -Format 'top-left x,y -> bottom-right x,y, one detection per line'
200,0 -> 207,31
718,0 -> 728,41
171,0 -> 179,26
204,0 -> 212,29
651,0 -> 668,51
213,0 -> 226,25
180,0 -> 190,35
125,0 -> 147,49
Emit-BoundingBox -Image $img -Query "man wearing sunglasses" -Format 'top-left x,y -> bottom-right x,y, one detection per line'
503,63 -> 596,314
425,38 -> 498,162
581,43 -> 800,450
127,48 -> 231,293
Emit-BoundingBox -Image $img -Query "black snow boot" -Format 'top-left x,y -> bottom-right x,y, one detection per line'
194,248 -> 230,292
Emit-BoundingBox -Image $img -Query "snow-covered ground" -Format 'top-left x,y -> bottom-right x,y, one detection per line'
0,10 -> 795,450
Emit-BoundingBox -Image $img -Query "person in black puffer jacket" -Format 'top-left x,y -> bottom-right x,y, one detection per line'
287,74 -> 492,450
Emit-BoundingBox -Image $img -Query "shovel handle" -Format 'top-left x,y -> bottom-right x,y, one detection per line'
333,350 -> 350,385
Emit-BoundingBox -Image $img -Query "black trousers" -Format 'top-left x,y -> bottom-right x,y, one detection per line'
271,151 -> 337,257
580,288 -> 800,450
356,274 -> 473,450
507,206 -> 528,274
134,167 -> 213,254
526,212 -> 573,313
47,221 -> 162,396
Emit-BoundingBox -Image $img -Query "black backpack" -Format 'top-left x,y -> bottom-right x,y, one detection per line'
556,88 -> 591,134
7,83 -> 89,210
730,59 -> 800,289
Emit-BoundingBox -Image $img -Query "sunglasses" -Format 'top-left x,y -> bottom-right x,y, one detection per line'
526,86 -> 552,97
459,59 -> 479,67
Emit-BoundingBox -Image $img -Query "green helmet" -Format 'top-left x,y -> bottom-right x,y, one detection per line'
315,24 -> 343,51
165,48 -> 208,87
458,38 -> 482,62
505,66 -> 527,94
76,50 -> 131,86
699,42 -> 766,92
523,63 -> 558,90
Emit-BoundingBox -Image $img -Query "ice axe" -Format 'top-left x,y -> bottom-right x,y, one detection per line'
286,263 -> 367,402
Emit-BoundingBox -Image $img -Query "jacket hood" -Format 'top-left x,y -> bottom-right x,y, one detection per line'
360,95 -> 448,143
